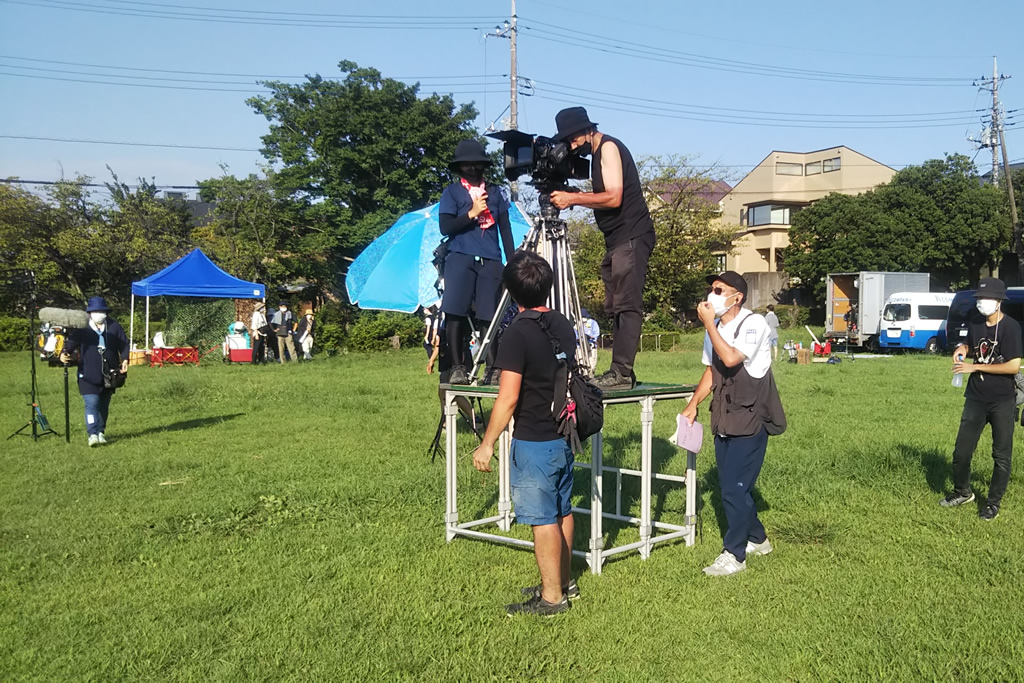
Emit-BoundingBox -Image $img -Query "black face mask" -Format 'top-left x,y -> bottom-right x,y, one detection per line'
574,141 -> 593,157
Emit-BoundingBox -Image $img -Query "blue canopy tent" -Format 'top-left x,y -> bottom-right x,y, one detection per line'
130,248 -> 265,350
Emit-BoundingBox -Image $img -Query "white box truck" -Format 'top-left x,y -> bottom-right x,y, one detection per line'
825,272 -> 930,350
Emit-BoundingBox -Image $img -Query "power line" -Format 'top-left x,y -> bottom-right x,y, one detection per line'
0,134 -> 262,152
526,0 -> 987,61
519,24 -> 974,87
3,0 -> 500,29
1,178 -> 201,189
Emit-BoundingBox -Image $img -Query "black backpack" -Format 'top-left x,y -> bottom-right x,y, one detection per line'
517,310 -> 604,453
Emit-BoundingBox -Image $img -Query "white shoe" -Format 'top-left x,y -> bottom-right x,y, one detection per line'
703,551 -> 746,577
746,538 -> 773,557
97,433 -> 108,444
88,434 -> 99,447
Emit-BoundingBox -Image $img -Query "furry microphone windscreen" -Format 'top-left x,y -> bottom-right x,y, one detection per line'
38,308 -> 90,328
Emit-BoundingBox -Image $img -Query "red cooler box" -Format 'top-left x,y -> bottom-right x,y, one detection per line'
228,348 -> 253,363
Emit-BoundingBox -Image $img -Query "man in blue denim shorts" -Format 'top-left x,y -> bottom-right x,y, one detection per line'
473,251 -> 577,616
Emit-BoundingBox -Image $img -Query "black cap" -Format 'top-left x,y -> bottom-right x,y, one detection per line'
553,107 -> 598,141
706,271 -> 748,300
974,277 -> 1008,300
449,139 -> 492,171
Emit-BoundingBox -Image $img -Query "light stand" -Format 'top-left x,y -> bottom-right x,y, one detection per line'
469,195 -> 592,384
3,270 -> 60,441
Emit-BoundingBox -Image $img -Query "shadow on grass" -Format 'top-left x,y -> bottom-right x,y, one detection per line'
897,443 -> 951,494
599,431 -> 683,549
121,413 -> 245,440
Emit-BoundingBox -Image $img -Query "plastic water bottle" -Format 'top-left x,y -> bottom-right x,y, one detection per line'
952,354 -> 964,387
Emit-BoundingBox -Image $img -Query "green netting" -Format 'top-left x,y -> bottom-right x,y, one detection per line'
163,297 -> 236,350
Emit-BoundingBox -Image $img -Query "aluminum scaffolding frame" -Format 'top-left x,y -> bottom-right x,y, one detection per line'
444,382 -> 697,575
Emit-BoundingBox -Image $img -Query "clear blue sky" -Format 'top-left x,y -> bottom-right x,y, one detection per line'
1,0 -> 1022,192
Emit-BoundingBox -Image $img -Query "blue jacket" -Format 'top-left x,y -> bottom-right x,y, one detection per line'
64,319 -> 130,395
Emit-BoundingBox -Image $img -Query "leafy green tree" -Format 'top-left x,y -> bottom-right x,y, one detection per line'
785,154 -> 1010,301
248,60 -> 482,258
570,155 -> 736,325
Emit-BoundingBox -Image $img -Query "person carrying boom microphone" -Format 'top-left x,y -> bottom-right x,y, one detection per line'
60,297 -> 130,447
549,107 -> 656,391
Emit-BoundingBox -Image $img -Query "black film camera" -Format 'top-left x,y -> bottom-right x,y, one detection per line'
487,130 -> 590,216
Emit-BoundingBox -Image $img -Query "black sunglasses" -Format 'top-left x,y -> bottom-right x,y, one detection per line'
708,286 -> 735,296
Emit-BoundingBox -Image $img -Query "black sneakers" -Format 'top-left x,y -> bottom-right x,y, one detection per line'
447,366 -> 469,385
505,593 -> 570,617
593,369 -> 634,391
939,491 -> 975,507
521,578 -> 580,601
980,503 -> 1000,521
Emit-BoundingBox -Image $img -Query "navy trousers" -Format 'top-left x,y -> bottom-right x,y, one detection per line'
714,427 -> 769,562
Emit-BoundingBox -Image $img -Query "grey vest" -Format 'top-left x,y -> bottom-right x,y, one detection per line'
710,315 -> 787,437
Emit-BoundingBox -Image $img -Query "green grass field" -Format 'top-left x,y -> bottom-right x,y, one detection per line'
3,337 -> 1024,680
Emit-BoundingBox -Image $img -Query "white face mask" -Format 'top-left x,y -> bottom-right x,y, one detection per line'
976,299 -> 999,316
707,292 -> 738,317
90,312 -> 107,324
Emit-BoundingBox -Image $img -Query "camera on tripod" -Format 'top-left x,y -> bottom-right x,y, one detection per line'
487,130 -> 590,217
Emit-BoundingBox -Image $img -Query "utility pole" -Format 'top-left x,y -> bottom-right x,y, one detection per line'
488,0 -> 519,199
509,0 -> 517,132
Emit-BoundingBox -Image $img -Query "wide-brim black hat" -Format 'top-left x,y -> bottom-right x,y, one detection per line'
705,271 -> 748,299
449,139 -> 492,171
974,277 -> 1008,300
553,106 -> 598,141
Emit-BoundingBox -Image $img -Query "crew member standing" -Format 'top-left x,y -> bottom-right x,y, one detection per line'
61,297 -> 130,447
550,107 -> 656,390
680,272 -> 785,576
438,139 -> 516,384
941,277 -> 1022,520
251,303 -> 269,364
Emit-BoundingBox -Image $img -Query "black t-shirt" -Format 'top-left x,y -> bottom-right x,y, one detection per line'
495,309 -> 577,442
964,312 -> 1023,402
591,135 -> 654,249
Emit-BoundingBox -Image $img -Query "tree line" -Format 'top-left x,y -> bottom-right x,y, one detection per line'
2,58 -> 1023,331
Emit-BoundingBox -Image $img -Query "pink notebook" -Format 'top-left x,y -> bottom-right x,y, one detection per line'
672,415 -> 704,453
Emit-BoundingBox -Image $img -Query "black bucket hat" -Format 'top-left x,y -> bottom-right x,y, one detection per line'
974,277 -> 1008,300
449,139 -> 492,171
553,106 -> 598,141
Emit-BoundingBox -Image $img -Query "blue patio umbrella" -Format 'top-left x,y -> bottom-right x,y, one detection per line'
346,202 -> 533,313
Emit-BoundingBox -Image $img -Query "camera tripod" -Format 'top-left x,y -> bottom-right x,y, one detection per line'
469,194 -> 592,384
2,270 -> 61,442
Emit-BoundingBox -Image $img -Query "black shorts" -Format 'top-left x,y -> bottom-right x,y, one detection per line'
601,231 -> 655,314
440,252 -> 503,320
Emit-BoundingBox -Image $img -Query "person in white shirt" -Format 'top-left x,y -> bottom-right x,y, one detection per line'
764,304 -> 780,361
251,303 -> 269,364
681,271 -> 785,577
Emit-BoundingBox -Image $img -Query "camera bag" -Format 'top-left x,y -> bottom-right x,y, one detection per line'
518,310 -> 604,453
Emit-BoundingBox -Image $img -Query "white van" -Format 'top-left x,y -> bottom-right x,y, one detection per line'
878,292 -> 954,353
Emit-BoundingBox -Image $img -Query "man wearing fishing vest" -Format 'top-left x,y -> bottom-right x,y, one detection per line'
681,271 -> 786,577
549,107 -> 656,391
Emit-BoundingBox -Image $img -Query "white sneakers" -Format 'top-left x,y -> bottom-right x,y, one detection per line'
746,538 -> 773,556
87,434 -> 99,447
97,433 -> 108,444
703,539 -> 774,577
703,551 -> 746,576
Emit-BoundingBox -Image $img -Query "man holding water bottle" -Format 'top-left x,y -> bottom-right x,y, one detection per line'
942,278 -> 1022,521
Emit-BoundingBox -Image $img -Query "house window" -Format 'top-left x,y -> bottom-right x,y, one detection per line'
776,162 -> 803,176
749,204 -> 792,226
715,253 -> 727,271
805,161 -> 822,176
823,156 -> 841,173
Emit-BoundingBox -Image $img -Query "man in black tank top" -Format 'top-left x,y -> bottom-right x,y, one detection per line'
550,107 -> 655,390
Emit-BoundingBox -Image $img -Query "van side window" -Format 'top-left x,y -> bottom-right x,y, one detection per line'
883,304 -> 911,322
919,305 -> 950,320
1003,302 -> 1024,325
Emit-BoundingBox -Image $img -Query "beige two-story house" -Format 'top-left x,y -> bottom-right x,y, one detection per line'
721,147 -> 896,274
